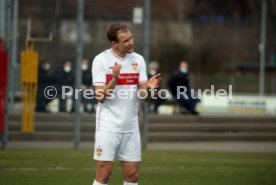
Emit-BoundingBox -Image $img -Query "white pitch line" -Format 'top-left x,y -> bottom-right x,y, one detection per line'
1,166 -> 210,172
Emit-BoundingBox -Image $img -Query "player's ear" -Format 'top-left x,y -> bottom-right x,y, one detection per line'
111,41 -> 118,48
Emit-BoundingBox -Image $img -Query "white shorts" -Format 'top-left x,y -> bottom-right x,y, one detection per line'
93,130 -> 141,162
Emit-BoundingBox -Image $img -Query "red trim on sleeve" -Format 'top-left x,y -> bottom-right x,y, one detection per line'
93,82 -> 106,87
139,80 -> 147,84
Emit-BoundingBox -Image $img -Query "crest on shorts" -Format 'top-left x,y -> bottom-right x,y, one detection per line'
132,62 -> 138,71
96,146 -> 103,157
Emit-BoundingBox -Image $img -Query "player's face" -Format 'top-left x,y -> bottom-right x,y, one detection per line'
116,30 -> 134,54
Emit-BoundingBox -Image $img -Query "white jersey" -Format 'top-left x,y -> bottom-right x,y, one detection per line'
92,49 -> 148,133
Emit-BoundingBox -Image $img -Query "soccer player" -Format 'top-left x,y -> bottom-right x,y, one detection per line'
91,23 -> 161,185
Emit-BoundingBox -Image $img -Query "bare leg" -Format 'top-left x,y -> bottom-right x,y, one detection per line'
121,161 -> 140,183
95,161 -> 113,184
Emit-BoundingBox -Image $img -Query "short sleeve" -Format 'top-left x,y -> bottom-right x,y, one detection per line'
139,57 -> 148,84
92,56 -> 106,86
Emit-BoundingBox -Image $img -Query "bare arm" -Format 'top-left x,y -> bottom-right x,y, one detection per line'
94,63 -> 121,103
139,73 -> 161,99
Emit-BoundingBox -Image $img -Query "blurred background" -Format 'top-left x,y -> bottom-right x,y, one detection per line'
1,2 -> 276,185
3,0 -> 276,95
0,0 -> 276,150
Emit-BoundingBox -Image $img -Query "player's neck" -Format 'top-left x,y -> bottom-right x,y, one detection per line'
111,47 -> 126,59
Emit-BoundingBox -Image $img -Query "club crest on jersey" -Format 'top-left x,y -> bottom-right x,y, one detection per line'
132,62 -> 138,71
96,146 -> 103,157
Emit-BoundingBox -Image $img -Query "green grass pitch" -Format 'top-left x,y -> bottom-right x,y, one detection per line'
0,149 -> 276,185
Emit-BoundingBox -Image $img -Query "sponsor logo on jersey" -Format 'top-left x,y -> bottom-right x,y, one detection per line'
106,73 -> 139,85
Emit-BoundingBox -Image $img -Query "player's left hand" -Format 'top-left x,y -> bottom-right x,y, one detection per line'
147,73 -> 161,89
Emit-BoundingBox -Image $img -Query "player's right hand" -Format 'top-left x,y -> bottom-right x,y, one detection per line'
112,62 -> 122,80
